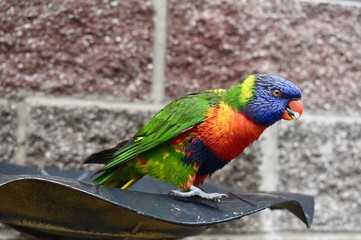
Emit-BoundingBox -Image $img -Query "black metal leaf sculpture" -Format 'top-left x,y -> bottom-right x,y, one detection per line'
0,163 -> 314,239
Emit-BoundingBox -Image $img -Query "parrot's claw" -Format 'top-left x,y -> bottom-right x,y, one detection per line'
169,185 -> 228,201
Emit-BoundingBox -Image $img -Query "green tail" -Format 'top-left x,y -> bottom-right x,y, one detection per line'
84,141 -> 143,189
83,141 -> 128,164
93,166 -> 143,189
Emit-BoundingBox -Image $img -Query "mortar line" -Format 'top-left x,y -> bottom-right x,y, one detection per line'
300,111 -> 361,124
258,124 -> 280,232
2,97 -> 361,123
298,0 -> 361,7
151,0 -> 168,103
22,96 -> 165,111
14,100 -> 27,165
259,125 -> 280,192
2,97 -> 361,122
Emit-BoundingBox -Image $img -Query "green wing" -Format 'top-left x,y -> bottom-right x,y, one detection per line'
101,90 -> 222,171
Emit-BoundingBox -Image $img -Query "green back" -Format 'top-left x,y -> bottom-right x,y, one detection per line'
101,90 -> 223,171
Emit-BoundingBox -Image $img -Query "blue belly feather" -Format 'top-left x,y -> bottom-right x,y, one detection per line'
183,139 -> 229,176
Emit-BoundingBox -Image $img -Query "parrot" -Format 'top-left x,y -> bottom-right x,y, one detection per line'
84,74 -> 303,200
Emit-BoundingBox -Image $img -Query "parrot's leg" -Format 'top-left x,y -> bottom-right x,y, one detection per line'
169,185 -> 227,200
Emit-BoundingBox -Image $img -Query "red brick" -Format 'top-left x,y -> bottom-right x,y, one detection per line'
166,0 -> 361,113
0,0 -> 154,100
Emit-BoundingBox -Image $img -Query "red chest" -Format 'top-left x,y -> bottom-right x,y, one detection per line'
196,103 -> 266,160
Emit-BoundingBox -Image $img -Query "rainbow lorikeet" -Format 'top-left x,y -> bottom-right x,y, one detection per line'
84,74 -> 303,200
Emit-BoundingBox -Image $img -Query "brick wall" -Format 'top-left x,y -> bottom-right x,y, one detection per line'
1,0 -> 360,239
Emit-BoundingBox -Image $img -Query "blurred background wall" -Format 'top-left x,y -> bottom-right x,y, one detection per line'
0,0 -> 360,239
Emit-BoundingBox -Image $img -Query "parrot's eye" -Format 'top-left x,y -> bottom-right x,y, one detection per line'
272,89 -> 282,97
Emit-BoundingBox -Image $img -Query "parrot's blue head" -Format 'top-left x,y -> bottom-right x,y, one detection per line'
242,74 -> 303,126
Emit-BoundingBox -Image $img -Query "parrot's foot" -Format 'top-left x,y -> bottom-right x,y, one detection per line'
169,185 -> 227,201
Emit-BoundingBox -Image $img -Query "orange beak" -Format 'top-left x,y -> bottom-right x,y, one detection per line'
282,100 -> 303,120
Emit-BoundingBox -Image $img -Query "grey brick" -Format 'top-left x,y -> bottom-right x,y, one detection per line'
0,101 -> 17,163
26,104 -> 153,170
275,120 -> 361,231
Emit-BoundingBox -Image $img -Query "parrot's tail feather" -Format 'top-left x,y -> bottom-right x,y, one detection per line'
84,140 -> 142,189
83,141 -> 129,164
93,164 -> 143,189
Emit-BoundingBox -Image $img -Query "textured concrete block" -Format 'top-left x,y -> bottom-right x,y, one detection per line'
275,120 -> 361,231
0,101 -> 17,163
166,0 -> 361,114
0,0 -> 154,100
26,104 -> 153,170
